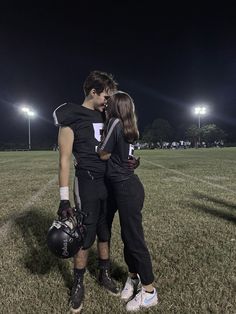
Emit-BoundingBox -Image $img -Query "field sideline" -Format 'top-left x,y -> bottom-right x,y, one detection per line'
0,148 -> 235,313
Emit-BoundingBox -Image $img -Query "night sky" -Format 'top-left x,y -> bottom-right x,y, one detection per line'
1,2 -> 236,147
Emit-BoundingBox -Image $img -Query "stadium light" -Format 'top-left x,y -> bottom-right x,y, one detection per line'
20,106 -> 36,150
194,105 -> 207,146
194,105 -> 207,128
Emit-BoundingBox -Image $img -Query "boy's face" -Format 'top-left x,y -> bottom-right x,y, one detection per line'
93,90 -> 113,112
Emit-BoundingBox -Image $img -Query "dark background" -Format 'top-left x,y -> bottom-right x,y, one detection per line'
0,2 -> 236,148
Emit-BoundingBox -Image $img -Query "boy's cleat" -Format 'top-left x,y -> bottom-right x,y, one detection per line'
70,277 -> 84,313
98,269 -> 120,296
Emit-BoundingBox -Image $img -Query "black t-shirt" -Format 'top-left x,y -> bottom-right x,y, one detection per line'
53,102 -> 106,175
99,118 -> 135,182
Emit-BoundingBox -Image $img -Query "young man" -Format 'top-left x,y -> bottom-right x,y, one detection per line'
53,71 -> 119,313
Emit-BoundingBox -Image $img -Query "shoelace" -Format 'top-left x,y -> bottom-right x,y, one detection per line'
104,269 -> 112,281
74,284 -> 81,294
73,278 -> 83,294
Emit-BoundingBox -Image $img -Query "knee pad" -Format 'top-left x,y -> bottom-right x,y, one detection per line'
82,229 -> 97,250
82,213 -> 98,249
97,223 -> 110,243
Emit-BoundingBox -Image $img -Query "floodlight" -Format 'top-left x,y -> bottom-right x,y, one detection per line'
20,105 -> 36,150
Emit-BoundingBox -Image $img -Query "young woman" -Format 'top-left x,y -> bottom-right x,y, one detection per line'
98,91 -> 158,312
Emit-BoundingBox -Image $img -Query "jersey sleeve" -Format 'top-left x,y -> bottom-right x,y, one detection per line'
53,102 -> 82,126
99,118 -> 120,153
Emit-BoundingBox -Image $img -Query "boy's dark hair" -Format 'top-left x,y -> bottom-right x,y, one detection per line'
83,70 -> 118,96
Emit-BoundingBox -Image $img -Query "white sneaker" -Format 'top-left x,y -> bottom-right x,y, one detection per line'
121,276 -> 141,301
126,287 -> 158,312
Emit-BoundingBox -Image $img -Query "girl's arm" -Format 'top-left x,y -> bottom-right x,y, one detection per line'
97,118 -> 120,160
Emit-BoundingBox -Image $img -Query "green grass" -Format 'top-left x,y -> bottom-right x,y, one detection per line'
0,148 -> 236,313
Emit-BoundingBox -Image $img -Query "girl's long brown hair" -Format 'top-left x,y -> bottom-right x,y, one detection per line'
106,91 -> 139,143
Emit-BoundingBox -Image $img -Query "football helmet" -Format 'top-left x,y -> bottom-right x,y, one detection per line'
47,213 -> 86,259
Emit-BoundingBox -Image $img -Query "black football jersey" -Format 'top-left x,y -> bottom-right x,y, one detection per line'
99,118 -> 135,182
53,103 -> 106,174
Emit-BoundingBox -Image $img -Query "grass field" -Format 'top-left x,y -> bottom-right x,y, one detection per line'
0,148 -> 236,314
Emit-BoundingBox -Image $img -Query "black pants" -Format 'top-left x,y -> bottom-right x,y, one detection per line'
74,170 -> 110,249
109,174 -> 154,285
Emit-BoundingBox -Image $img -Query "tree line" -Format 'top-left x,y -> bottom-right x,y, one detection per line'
141,119 -> 227,148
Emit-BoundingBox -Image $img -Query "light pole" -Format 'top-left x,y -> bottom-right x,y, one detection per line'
194,106 -> 207,146
21,106 -> 35,150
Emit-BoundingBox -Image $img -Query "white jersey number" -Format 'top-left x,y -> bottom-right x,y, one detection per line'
93,123 -> 104,142
129,144 -> 134,158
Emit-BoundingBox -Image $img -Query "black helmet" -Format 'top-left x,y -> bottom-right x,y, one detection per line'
47,215 -> 86,259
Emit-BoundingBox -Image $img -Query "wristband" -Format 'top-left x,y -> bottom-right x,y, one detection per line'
60,186 -> 69,200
